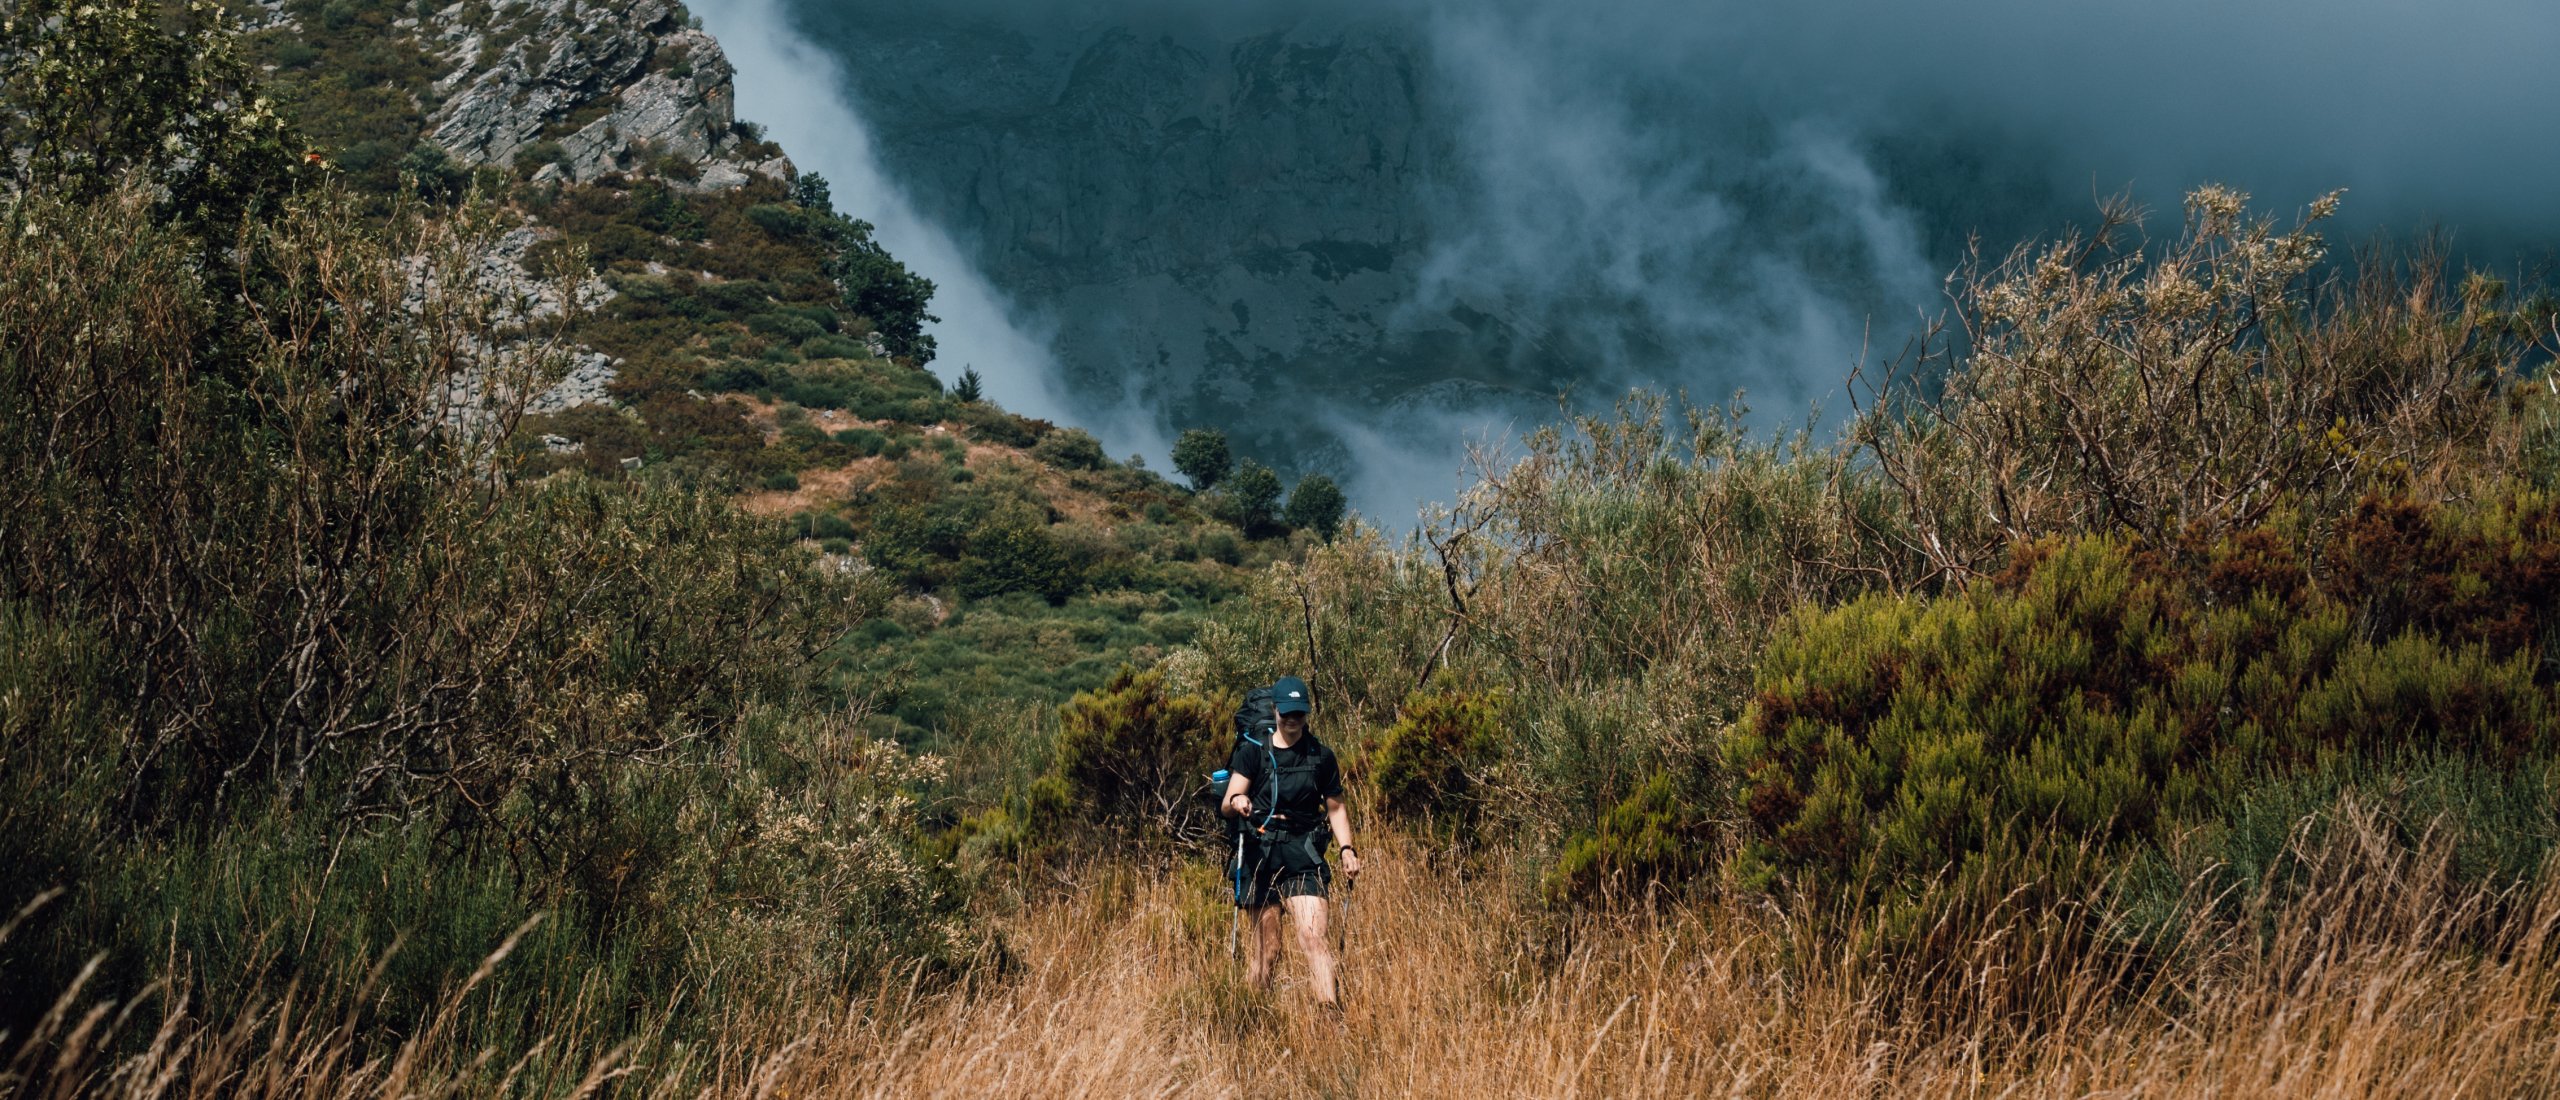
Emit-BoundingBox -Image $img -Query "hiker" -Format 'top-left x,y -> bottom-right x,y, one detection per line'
1221,674 -> 1362,1005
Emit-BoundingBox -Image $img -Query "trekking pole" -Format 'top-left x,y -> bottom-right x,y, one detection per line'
1212,769 -> 1238,963
1336,871 -> 1353,1003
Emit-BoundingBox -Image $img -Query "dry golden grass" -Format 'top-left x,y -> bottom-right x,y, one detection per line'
14,814 -> 2560,1098
731,826 -> 2560,1099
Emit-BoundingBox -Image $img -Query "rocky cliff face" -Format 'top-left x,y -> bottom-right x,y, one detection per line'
252,0 -> 815,414
420,0 -> 788,188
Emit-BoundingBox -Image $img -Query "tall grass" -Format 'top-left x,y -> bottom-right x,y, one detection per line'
17,802 -> 2554,1097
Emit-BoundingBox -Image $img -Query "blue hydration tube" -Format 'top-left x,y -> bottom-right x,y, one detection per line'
1212,769 -> 1246,905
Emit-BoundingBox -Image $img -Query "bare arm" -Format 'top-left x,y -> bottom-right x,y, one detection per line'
1328,795 -> 1362,880
1222,771 -> 1252,818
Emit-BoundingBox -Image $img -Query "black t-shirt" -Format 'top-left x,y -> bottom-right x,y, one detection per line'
1229,732 -> 1342,833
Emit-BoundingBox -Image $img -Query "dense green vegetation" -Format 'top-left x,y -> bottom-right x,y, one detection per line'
1170,188 -> 2560,978
10,0 -> 2560,1090
0,1 -> 1350,1084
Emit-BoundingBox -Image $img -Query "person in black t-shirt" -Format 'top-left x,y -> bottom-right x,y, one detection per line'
1219,674 -> 1363,1005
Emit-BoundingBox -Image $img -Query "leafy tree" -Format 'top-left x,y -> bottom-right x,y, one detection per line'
1172,428 -> 1232,490
779,172 -> 940,364
791,169 -> 836,212
0,0 -> 300,240
1223,461 -> 1283,535
1285,474 -> 1348,540
833,230 -> 938,363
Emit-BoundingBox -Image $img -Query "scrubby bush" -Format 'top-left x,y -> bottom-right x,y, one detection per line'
1369,686 -> 1505,830
1857,187 -> 2522,584
0,176 -> 955,1054
1728,521 -> 2560,945
1049,667 -> 1226,839
1546,770 -> 1720,904
834,427 -> 888,456
750,310 -> 827,344
955,515 -> 1084,604
958,403 -> 1048,448
1034,427 -> 1107,471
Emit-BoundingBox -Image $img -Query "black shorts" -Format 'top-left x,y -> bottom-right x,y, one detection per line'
1234,833 -> 1330,908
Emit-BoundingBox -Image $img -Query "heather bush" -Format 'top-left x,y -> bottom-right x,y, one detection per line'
1035,427 -> 1108,471
1729,523 -> 2560,944
1048,667 -> 1227,841
954,514 -> 1085,604
1368,686 -> 1506,832
1545,770 -> 1719,904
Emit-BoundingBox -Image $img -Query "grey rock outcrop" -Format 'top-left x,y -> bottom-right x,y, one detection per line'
405,225 -> 620,421
424,0 -> 786,188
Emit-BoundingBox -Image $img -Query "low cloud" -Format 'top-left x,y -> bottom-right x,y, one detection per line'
706,0 -> 2560,521
689,0 -> 1075,427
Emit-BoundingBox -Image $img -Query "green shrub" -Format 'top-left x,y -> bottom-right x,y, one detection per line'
1049,667 -> 1224,839
791,511 -> 856,542
1729,527 -> 2560,944
834,427 -> 887,455
511,139 -> 570,177
1195,529 -> 1242,566
763,471 -> 801,492
960,404 -> 1049,448
1034,427 -> 1107,471
955,515 -> 1083,604
2111,752 -> 2560,951
1546,771 -> 1719,905
1369,686 -> 1504,829
802,334 -> 867,359
749,310 -> 826,344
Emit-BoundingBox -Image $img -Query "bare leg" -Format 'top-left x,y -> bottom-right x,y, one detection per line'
1285,894 -> 1336,1005
1246,904 -> 1285,991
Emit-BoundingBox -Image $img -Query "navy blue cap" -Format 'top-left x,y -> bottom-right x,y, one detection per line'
1272,675 -> 1312,715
